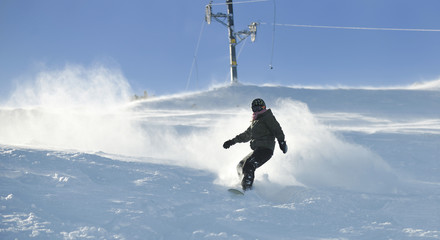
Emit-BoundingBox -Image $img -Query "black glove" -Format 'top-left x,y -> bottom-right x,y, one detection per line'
279,141 -> 288,154
223,139 -> 236,149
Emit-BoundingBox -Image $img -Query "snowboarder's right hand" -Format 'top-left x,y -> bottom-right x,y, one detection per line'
223,139 -> 235,149
279,141 -> 288,154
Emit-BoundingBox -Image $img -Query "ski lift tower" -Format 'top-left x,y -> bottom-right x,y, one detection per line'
205,0 -> 258,84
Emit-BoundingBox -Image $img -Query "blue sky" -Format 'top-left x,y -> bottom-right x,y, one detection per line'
1,0 -> 440,100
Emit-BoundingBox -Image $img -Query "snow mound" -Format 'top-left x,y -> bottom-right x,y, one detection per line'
408,78 -> 440,90
0,89 -> 400,194
1,65 -> 440,239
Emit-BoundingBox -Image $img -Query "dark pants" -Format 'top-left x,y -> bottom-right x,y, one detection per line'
236,148 -> 273,190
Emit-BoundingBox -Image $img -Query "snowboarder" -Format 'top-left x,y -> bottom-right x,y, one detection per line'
223,98 -> 288,191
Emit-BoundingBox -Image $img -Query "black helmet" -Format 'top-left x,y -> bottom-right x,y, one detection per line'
251,98 -> 266,112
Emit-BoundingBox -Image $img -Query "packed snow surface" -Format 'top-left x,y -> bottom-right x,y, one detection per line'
1,70 -> 440,239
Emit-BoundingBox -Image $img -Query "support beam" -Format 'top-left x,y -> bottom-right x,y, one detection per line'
226,0 -> 238,84
206,0 -> 258,85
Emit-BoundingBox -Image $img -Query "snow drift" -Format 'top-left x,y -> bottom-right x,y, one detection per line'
0,64 -> 415,193
1,64 -> 440,239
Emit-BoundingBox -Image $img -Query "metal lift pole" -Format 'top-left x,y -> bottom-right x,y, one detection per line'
205,0 -> 258,85
226,0 -> 238,84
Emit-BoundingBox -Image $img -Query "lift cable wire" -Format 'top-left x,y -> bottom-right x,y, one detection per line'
237,37 -> 248,59
268,0 -> 276,69
210,0 -> 268,6
186,20 -> 206,90
262,23 -> 440,32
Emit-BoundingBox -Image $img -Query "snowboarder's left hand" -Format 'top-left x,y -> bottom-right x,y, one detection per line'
279,141 -> 288,154
223,139 -> 235,149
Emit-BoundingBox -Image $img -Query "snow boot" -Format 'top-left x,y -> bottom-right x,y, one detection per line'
241,174 -> 253,191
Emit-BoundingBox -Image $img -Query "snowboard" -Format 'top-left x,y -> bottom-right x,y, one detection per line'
228,188 -> 244,195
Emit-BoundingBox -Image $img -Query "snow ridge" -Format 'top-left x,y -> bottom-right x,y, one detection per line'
1,68 -> 440,239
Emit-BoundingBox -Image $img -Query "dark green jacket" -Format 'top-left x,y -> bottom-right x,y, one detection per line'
232,109 -> 285,151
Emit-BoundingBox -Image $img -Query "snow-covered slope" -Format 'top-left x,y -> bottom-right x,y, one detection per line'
1,83 -> 440,239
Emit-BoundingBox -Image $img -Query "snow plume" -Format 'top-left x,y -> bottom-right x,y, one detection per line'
408,78 -> 440,90
6,63 -> 132,108
269,99 -> 399,193
0,64 -> 147,154
208,99 -> 399,193
135,97 -> 400,194
269,78 -> 440,91
0,70 -> 400,193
